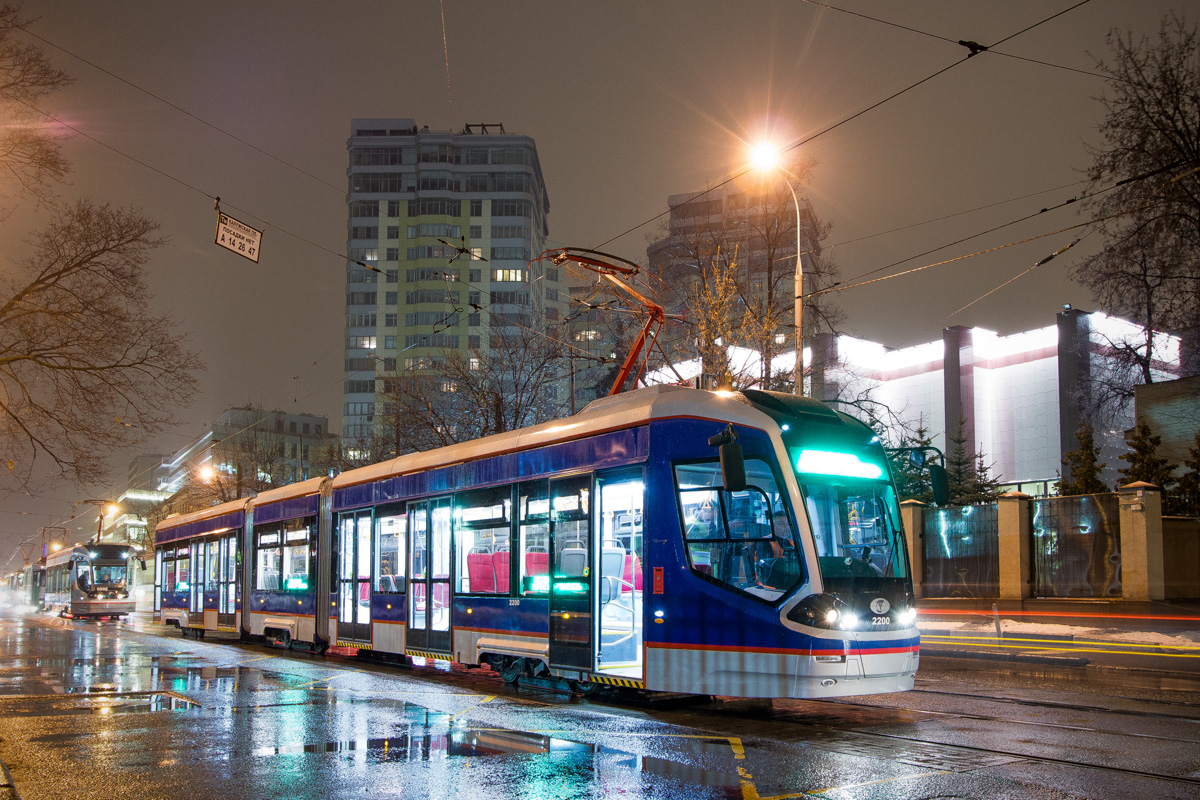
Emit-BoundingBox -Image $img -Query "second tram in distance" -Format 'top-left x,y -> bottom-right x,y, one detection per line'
43,543 -> 139,619
155,385 -> 920,698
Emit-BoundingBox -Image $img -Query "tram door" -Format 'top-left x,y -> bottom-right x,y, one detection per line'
217,533 -> 238,627
189,543 -> 206,618
549,474 -> 593,670
337,511 -> 373,643
406,497 -> 452,653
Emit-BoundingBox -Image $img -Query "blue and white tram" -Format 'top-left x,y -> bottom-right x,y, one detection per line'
243,478 -> 329,647
154,386 -> 919,698
44,544 -> 138,619
155,499 -> 246,637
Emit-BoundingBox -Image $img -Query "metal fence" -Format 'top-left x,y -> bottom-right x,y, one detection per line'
1164,489 -> 1200,519
922,504 -> 1000,598
1031,494 -> 1121,598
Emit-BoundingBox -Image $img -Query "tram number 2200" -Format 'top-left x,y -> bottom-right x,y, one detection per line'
871,615 -> 890,626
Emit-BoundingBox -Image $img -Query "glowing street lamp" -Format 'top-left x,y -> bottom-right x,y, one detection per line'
748,141 -> 805,396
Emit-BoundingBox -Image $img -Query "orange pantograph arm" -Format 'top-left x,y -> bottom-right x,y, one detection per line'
549,248 -> 666,396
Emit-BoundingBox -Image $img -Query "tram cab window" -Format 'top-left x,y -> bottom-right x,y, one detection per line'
454,486 -> 511,595
93,565 -> 127,588
802,481 -> 907,580
75,562 -> 91,592
518,479 -> 549,595
375,505 -> 406,593
675,460 -> 803,602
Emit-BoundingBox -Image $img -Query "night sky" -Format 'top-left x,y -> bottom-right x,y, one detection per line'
0,0 -> 1184,558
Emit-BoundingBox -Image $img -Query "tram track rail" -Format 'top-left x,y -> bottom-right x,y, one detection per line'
905,685 -> 1200,719
698,690 -> 1200,788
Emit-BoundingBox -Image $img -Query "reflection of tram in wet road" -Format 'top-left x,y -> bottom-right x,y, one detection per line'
154,385 -> 922,699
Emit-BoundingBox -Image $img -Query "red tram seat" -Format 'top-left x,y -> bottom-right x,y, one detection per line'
622,554 -> 642,592
525,551 -> 548,576
493,550 -> 510,593
467,552 -> 495,594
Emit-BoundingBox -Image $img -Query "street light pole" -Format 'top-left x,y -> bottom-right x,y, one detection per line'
778,175 -> 804,396
748,142 -> 806,396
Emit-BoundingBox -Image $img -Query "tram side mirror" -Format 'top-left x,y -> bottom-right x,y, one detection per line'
139,559 -> 147,572
719,443 -> 746,492
708,424 -> 746,492
929,464 -> 950,506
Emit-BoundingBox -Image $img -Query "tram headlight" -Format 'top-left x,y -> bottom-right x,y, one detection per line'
897,608 -> 918,627
786,593 -> 850,630
840,613 -> 860,631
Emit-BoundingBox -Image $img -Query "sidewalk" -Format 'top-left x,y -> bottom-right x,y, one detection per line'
915,598 -> 1200,676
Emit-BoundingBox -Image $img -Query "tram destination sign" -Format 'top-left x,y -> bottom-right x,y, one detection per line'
214,211 -> 262,263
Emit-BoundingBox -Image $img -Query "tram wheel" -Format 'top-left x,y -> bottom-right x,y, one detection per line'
498,657 -> 524,684
569,679 -> 599,696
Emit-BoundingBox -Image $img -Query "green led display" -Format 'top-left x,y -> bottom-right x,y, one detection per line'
795,449 -> 884,479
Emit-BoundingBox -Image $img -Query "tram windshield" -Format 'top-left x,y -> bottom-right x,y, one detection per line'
799,478 -> 907,581
92,565 -> 128,587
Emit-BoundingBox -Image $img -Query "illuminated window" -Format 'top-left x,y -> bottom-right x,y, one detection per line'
492,269 -> 524,282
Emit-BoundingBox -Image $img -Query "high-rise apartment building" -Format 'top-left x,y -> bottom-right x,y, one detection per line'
343,119 -> 560,441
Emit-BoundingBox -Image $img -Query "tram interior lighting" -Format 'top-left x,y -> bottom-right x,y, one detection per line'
795,449 -> 884,480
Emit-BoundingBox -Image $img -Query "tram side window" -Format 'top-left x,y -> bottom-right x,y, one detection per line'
552,475 -> 590,576
281,521 -> 312,591
518,479 -> 549,595
162,552 -> 176,593
255,531 -> 282,591
675,460 -> 803,602
375,505 -> 406,593
455,486 -> 511,595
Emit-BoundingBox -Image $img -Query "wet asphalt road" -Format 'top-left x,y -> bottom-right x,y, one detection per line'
1,607 -> 1199,800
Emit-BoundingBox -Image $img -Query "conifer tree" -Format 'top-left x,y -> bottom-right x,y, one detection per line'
887,421 -> 936,503
1118,417 -> 1177,489
1170,431 -> 1200,497
960,450 -> 1003,505
945,417 -> 975,504
1057,422 -> 1109,495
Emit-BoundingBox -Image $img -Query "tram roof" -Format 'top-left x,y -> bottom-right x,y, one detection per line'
156,497 -> 248,532
331,385 -> 775,491
252,477 -> 326,507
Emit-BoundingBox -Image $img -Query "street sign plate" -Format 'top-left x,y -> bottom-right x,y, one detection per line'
215,212 -> 262,263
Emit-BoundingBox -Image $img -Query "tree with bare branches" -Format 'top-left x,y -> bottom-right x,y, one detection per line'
0,3 -> 71,213
1074,14 -> 1200,406
374,325 -> 569,456
647,160 -> 840,392
0,200 -> 203,490
0,6 -> 202,494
